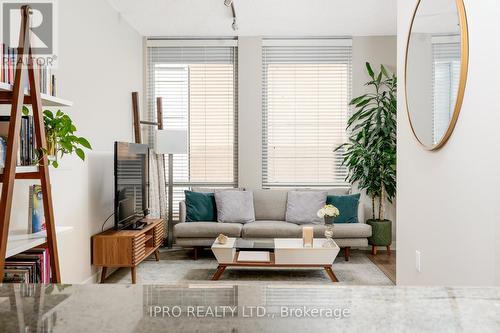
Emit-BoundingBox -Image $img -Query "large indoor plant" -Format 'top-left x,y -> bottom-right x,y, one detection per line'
336,62 -> 396,222
23,107 -> 92,168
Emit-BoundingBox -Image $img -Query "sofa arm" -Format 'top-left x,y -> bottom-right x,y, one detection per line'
179,200 -> 186,223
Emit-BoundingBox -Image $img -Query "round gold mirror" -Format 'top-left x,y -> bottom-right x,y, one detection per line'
405,0 -> 468,150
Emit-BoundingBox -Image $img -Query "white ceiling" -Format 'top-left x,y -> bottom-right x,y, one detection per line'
107,0 -> 397,37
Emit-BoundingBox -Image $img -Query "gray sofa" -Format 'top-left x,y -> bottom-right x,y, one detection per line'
174,189 -> 371,261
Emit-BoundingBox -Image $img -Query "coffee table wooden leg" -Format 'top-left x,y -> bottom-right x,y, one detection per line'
212,265 -> 227,281
324,266 -> 338,282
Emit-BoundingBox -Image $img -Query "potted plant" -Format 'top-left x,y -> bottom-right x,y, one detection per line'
23,107 -> 92,168
335,63 -> 396,254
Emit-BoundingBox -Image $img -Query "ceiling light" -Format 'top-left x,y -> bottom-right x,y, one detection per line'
224,0 -> 233,7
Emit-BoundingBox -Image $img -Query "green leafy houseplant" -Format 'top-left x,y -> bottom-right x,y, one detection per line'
336,62 -> 396,221
22,107 -> 92,168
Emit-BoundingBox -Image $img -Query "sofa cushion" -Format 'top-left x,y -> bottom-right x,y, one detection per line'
215,190 -> 255,223
184,191 -> 217,222
253,190 -> 288,221
174,222 -> 242,238
301,223 -> 372,238
326,193 -> 360,223
242,221 -> 301,238
285,191 -> 327,225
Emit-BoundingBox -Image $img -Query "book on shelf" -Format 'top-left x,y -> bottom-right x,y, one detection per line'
3,247 -> 51,283
0,115 -> 38,171
1,42 -> 56,96
29,185 -> 46,234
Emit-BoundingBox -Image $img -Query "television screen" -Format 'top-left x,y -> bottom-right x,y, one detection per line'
114,142 -> 149,230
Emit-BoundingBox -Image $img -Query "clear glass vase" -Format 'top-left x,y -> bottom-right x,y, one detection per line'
324,216 -> 334,239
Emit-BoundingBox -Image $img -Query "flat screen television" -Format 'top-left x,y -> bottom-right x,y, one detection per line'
114,142 -> 149,230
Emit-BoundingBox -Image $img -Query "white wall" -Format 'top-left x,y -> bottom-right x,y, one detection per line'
397,0 -> 500,285
237,36 -> 397,238
238,37 -> 263,189
4,0 -> 142,283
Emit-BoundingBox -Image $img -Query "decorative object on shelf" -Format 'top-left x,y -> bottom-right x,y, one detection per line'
22,107 -> 92,168
367,219 -> 392,255
28,185 -> 45,233
302,226 -> 313,248
216,233 -> 228,245
0,137 -> 5,168
336,63 -> 396,226
156,128 -> 188,248
405,0 -> 468,150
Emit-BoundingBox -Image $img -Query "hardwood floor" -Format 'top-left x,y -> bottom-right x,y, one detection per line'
364,249 -> 396,284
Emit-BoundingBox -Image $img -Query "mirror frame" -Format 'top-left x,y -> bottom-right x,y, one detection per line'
404,0 -> 469,150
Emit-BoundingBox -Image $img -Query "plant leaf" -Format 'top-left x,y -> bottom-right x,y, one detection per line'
75,148 -> 85,161
365,62 -> 374,79
77,137 -> 92,149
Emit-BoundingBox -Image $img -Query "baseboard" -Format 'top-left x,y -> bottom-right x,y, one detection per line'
81,267 -> 119,284
82,271 -> 100,284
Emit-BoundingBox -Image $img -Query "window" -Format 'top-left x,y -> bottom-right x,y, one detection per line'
147,40 -> 238,218
432,37 -> 460,143
262,39 -> 352,188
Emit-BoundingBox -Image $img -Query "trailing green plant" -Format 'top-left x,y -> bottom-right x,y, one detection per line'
335,62 -> 396,220
22,106 -> 92,168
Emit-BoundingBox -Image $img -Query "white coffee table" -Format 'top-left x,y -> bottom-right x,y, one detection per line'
211,238 -> 340,282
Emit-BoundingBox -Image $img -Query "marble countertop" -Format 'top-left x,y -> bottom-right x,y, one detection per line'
0,284 -> 499,332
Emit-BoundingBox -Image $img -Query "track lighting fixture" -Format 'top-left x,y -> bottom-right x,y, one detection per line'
224,0 -> 238,31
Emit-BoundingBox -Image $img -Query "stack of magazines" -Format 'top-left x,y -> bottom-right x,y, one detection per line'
3,247 -> 51,283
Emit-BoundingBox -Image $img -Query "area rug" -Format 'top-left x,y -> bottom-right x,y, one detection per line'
105,248 -> 393,285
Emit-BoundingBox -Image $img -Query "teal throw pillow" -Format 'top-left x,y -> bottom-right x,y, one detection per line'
185,190 -> 217,222
326,193 -> 360,223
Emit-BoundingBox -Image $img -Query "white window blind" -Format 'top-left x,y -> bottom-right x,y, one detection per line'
262,39 -> 352,188
147,41 -> 238,218
432,40 -> 460,144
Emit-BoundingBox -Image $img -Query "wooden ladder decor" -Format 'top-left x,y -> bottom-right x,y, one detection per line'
0,6 -> 61,283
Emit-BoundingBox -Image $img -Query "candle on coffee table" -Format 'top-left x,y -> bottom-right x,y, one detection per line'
302,226 -> 313,248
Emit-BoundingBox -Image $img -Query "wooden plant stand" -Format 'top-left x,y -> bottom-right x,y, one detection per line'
0,6 -> 71,283
92,219 -> 165,284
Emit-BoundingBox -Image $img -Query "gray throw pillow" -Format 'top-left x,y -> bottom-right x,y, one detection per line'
214,190 -> 255,223
286,191 -> 327,225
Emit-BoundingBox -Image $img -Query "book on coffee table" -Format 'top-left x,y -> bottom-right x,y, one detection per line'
237,251 -> 270,262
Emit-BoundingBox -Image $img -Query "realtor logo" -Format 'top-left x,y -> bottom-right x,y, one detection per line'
2,1 -> 54,55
